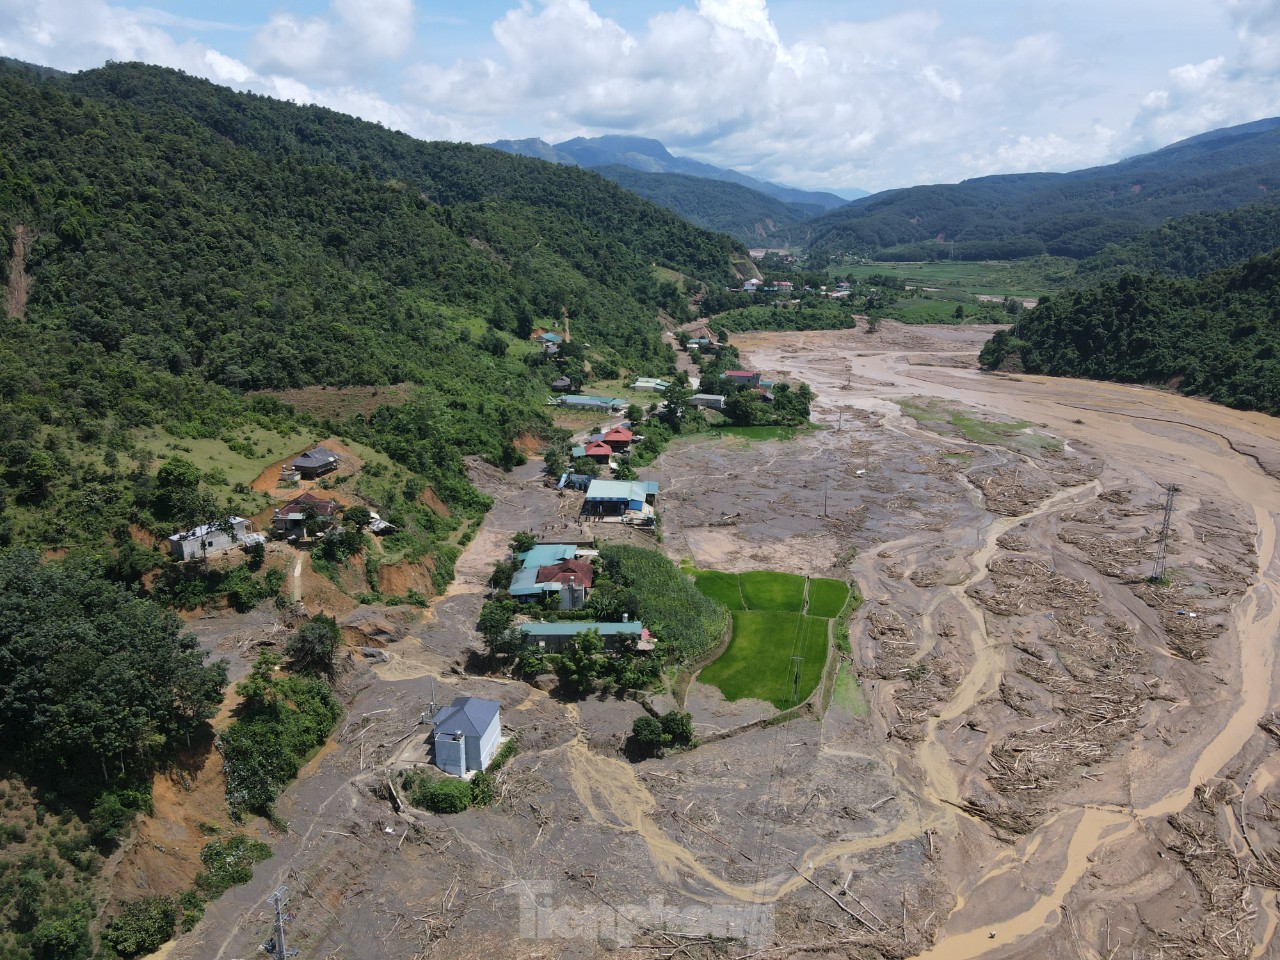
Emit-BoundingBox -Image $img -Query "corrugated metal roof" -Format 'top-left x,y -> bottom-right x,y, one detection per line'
584,479 -> 656,502
509,567 -> 562,596
169,517 -> 250,542
432,697 -> 500,737
517,544 -> 577,569
519,621 -> 645,637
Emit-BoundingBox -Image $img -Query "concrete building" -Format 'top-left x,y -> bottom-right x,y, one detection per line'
432,697 -> 502,777
518,620 -> 652,653
690,394 -> 726,410
560,395 -> 626,412
168,517 -> 253,561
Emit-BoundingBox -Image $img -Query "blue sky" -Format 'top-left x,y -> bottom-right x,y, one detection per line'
2,0 -> 1278,192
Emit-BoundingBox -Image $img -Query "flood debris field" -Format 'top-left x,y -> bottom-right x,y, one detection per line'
166,320 -> 1280,960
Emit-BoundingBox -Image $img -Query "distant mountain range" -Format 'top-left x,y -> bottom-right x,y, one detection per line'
486,134 -> 864,245
805,117 -> 1280,261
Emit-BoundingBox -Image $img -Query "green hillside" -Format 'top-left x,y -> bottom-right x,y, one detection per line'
0,60 -> 742,552
591,165 -> 814,245
806,118 -> 1280,261
1072,195 -> 1280,285
980,250 -> 1280,414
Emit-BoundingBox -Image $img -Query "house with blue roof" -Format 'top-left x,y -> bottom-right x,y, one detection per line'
432,696 -> 502,776
583,479 -> 659,517
561,395 -> 626,412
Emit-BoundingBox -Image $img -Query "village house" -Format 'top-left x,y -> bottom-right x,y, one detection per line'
570,440 -> 613,465
742,279 -> 760,293
602,426 -> 633,452
432,697 -> 502,777
583,478 -> 659,519
288,446 -> 341,480
776,280 -> 794,295
631,376 -> 671,392
690,393 -> 726,410
560,395 -> 626,413
509,545 -> 593,608
550,376 -> 573,392
518,619 -> 653,653
723,370 -> 763,387
168,517 -> 254,561
271,492 -> 340,535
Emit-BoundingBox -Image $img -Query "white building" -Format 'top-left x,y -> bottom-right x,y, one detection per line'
168,517 -> 253,561
432,697 -> 501,777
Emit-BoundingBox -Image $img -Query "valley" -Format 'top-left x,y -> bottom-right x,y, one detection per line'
151,320 -> 1280,960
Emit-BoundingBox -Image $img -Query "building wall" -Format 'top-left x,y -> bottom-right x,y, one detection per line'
170,523 -> 248,560
435,734 -> 466,777
472,719 -> 501,771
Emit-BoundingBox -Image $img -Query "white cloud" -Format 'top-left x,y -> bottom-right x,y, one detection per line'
251,0 -> 414,83
1,0 -> 1278,191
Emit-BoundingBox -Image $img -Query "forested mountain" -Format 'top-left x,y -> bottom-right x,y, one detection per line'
806,118 -> 1280,261
979,250 -> 1280,414
590,165 -> 819,245
488,134 -> 857,243
1072,195 -> 1280,285
0,60 -> 742,552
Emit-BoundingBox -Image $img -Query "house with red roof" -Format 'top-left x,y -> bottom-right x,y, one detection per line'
535,558 -> 595,590
602,426 -> 633,452
724,370 -> 762,387
271,492 -> 339,535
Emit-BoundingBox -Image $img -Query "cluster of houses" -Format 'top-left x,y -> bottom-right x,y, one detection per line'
570,425 -> 634,466
741,278 -> 795,296
167,445 -> 393,560
682,363 -> 776,412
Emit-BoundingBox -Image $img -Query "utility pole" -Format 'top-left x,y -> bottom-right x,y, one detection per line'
266,886 -> 296,959
823,478 -> 829,518
1151,483 -> 1179,582
790,656 -> 803,704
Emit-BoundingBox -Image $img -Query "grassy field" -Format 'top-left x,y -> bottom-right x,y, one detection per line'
693,570 -> 856,709
739,570 -> 806,612
830,662 -> 870,717
696,610 -> 828,709
831,257 -> 1074,299
693,570 -> 745,610
806,578 -> 850,618
710,423 -> 814,442
897,397 -> 1063,454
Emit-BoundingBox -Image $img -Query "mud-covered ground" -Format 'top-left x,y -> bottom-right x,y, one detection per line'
151,321 -> 1280,960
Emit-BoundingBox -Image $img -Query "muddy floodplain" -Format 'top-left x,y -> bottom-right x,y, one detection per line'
175,321 -> 1280,960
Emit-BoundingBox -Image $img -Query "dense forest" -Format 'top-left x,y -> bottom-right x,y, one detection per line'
0,59 -> 743,551
980,249 -> 1280,414
804,117 -> 1280,261
1072,195 -> 1280,285
0,58 -> 750,958
589,165 -> 815,245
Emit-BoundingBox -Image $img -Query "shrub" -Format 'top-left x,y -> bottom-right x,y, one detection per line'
629,716 -> 664,758
102,896 -> 178,958
407,775 -> 472,814
30,912 -> 91,960
195,834 -> 272,898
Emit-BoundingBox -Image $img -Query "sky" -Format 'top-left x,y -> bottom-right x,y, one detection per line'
2,0 -> 1279,193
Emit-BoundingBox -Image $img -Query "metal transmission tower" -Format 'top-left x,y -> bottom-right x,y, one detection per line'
1151,483 -> 1179,582
263,886 -> 298,959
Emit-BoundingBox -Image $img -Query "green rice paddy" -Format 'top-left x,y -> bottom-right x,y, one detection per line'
691,570 -> 854,709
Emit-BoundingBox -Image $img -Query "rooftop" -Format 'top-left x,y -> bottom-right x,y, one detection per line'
519,621 -> 645,636
290,446 -> 340,468
584,479 -> 659,502
169,517 -> 249,542
517,544 -> 577,569
432,697 -> 500,737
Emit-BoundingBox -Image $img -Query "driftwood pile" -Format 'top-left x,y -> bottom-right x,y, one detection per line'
970,465 -> 1059,516
965,554 -> 1146,830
